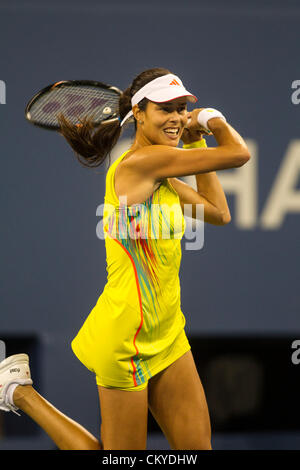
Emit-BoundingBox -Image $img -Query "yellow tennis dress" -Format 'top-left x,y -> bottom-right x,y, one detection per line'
71,149 -> 191,391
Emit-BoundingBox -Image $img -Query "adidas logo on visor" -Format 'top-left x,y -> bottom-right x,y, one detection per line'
169,79 -> 181,86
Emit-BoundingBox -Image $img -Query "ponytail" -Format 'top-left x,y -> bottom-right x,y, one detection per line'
57,111 -> 122,169
57,68 -> 171,169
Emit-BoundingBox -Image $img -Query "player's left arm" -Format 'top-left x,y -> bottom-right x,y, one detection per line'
168,176 -> 231,226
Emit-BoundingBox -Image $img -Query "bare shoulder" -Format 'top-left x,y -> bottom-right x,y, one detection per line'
123,145 -> 184,181
125,145 -> 180,166
118,152 -> 158,184
115,154 -> 161,206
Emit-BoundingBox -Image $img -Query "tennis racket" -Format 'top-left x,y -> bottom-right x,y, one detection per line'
25,80 -> 122,131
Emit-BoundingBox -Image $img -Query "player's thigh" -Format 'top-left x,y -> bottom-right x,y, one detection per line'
98,385 -> 148,450
148,350 -> 212,450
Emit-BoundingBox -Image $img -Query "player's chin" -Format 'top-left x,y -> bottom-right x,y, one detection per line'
169,140 -> 180,147
161,134 -> 181,147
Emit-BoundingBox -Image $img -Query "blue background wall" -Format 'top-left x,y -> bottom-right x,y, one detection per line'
0,0 -> 299,450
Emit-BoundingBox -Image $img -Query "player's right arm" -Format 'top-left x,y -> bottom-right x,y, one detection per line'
125,116 -> 250,182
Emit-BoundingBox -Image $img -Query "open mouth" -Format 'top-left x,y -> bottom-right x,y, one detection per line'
163,127 -> 180,138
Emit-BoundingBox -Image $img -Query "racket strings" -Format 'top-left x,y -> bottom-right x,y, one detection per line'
28,85 -> 120,127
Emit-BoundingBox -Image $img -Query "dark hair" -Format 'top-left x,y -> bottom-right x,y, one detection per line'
57,67 -> 171,168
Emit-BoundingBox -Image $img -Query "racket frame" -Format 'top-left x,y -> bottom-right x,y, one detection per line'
25,80 -> 122,131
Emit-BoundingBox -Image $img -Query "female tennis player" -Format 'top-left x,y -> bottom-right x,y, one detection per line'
0,68 -> 250,450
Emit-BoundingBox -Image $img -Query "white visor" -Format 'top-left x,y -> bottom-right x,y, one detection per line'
120,73 -> 197,127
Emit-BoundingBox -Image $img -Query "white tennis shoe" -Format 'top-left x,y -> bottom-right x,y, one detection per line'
0,354 -> 33,415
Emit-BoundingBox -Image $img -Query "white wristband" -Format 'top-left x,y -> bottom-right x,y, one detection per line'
197,108 -> 226,131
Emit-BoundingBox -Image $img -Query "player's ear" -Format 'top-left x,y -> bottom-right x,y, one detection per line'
132,104 -> 144,125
